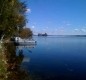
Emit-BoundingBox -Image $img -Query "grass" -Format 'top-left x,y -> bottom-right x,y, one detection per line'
0,43 -> 7,80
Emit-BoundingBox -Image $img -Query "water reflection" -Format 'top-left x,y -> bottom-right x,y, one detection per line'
16,43 -> 37,49
0,42 -> 31,80
16,43 -> 37,54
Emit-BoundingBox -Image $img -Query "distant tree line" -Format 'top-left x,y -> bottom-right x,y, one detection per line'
38,33 -> 47,36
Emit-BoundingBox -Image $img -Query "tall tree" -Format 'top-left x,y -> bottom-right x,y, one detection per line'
0,0 -> 27,40
19,28 -> 33,39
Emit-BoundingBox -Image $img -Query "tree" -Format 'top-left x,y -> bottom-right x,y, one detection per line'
19,28 -> 33,39
0,0 -> 27,41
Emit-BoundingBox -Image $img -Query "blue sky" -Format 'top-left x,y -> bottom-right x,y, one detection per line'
26,0 -> 86,35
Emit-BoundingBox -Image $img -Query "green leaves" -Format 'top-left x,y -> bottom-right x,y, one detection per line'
19,28 -> 33,39
0,0 -> 27,39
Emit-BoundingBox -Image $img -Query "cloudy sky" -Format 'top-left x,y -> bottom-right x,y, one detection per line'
26,0 -> 86,35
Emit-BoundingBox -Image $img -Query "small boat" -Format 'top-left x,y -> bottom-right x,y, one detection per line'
12,37 -> 37,46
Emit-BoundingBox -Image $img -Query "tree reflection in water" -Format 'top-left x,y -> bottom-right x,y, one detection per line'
0,42 -> 31,80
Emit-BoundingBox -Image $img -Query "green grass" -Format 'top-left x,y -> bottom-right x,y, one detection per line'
0,43 -> 7,80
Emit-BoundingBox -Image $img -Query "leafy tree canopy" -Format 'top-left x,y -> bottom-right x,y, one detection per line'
0,0 -> 28,40
19,28 -> 33,39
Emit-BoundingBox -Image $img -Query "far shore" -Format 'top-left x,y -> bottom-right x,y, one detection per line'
33,35 -> 86,37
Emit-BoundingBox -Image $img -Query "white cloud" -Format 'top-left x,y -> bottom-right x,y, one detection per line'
74,29 -> 79,31
81,29 -> 86,32
66,23 -> 71,26
43,28 -> 46,31
55,29 -> 58,31
63,21 -> 71,25
26,8 -> 31,13
74,28 -> 86,32
46,27 -> 49,29
32,26 -> 35,29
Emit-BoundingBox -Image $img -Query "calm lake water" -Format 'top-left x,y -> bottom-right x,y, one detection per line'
17,36 -> 86,80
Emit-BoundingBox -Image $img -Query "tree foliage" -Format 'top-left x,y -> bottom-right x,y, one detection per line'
0,0 -> 27,40
19,28 -> 33,39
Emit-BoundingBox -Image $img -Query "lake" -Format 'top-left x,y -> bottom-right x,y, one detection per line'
17,36 -> 86,80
